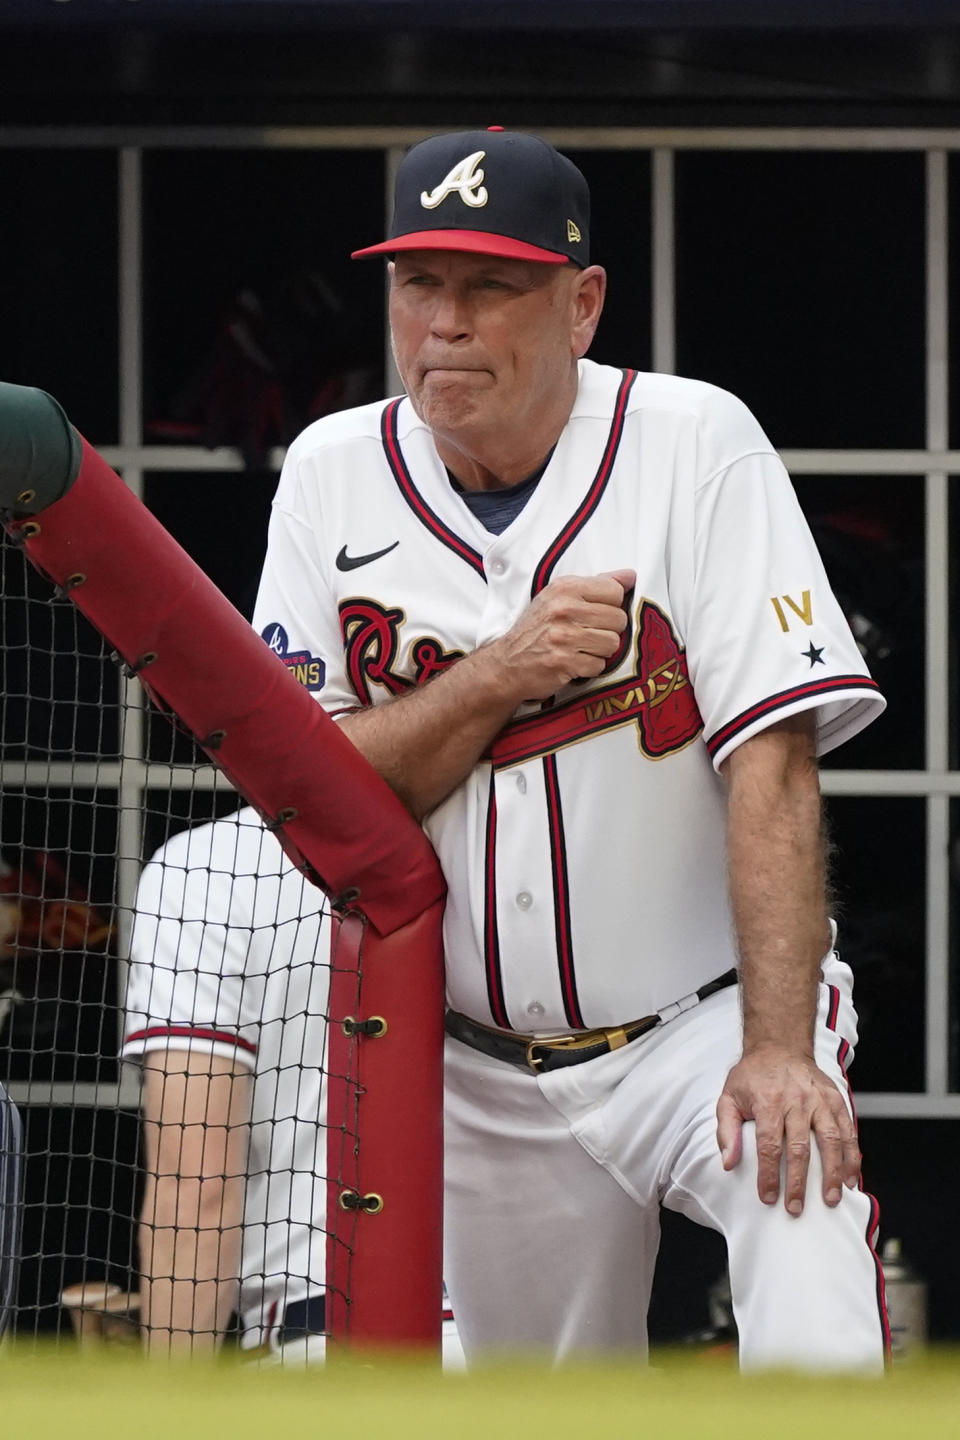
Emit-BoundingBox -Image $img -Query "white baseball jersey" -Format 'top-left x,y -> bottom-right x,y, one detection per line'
122,807 -> 328,1350
252,359 -> 885,1034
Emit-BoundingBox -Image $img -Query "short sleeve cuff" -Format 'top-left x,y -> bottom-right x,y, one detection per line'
122,1024 -> 258,1066
706,676 -> 886,771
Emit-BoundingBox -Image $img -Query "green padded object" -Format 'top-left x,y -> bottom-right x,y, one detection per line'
0,382 -> 82,515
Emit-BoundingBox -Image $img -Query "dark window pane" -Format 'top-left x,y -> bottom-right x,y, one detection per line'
949,800 -> 960,1091
568,150 -> 651,372
793,475 -> 925,771
0,789 -> 120,1085
948,478 -> 960,771
945,157 -> 960,449
142,468 -> 275,764
143,469 -> 274,618
143,703 -> 204,770
143,149 -> 387,462
14,1106 -> 140,1338
826,796 -> 925,1094
676,152 -> 925,448
1,534 -> 121,763
142,784 -> 243,866
855,1118 -> 960,1344
0,150 -> 118,442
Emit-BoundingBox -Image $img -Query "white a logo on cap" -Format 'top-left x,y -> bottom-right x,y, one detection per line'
420,150 -> 488,210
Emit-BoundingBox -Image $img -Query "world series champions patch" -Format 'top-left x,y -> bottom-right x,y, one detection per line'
260,622 -> 326,692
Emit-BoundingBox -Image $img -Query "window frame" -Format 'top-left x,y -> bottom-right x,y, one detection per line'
0,124 -> 956,1116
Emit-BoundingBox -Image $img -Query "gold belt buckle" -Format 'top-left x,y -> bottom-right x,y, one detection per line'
524,1030 -> 589,1071
524,1025 -> 632,1072
525,1039 -> 546,1071
524,1020 -> 652,1072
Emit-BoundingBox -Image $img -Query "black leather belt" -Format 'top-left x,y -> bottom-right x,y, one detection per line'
445,969 -> 738,1074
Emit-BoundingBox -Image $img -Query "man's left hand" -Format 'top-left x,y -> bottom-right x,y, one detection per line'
716,1044 -> 861,1215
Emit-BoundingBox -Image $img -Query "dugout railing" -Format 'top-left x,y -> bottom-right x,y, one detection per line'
0,382 -> 445,1353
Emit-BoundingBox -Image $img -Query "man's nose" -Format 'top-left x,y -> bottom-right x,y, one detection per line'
429,290 -> 472,341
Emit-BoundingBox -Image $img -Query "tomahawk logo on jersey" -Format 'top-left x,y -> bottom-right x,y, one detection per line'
253,359 -> 884,1035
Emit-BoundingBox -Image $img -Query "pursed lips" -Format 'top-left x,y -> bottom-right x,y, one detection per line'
422,365 -> 491,378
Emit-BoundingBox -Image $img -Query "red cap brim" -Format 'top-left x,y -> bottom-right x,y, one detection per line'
350,230 -> 569,264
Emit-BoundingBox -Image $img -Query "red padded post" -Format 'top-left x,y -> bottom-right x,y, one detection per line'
3,425 -> 446,1354
326,902 -> 445,1353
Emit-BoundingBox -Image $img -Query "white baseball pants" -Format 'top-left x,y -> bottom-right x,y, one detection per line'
443,954 -> 887,1372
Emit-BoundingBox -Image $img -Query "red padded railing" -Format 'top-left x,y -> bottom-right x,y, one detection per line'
2,411 -> 445,1354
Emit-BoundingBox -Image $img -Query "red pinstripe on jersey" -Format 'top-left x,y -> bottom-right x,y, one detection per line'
516,368 -> 637,1030
543,753 -> 583,1028
483,773 -> 510,1029
387,368 -> 634,1031
124,1024 -> 258,1055
531,368 -> 638,596
823,981 -> 892,1360
381,399 -> 487,578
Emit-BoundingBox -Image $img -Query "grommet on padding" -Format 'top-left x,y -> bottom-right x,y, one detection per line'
338,1191 -> 384,1214
341,1016 -> 388,1039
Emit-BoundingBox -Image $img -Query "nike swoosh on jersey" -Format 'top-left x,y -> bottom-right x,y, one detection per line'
335,541 -> 400,571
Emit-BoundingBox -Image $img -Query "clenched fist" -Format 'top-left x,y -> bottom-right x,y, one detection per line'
484,568 -> 636,706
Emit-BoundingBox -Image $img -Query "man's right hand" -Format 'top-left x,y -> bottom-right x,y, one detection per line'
338,568 -> 636,820
483,568 -> 636,703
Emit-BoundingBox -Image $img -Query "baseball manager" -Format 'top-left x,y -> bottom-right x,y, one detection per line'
253,128 -> 888,1370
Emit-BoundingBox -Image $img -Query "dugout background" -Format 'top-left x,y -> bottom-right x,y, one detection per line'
1,0 -> 959,1347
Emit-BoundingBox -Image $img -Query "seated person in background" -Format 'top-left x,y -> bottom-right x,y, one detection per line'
123,804 -> 464,1365
123,806 -> 328,1362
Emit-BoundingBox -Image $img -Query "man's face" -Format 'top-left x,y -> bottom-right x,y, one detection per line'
388,251 -> 602,455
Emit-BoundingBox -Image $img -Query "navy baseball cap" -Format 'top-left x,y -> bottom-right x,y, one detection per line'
351,128 -> 590,267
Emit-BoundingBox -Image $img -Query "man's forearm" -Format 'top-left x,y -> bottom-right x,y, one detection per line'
338,569 -> 636,821
718,712 -> 861,1210
724,713 -> 828,1055
139,1058 -> 252,1354
139,1172 -> 245,1352
339,648 -> 520,820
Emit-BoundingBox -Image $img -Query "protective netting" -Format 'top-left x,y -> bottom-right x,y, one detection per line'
125,803 -> 337,1359
0,530 -> 341,1355
1,388 -> 446,1358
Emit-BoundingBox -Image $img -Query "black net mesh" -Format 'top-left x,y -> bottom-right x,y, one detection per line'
1,531 -> 338,1357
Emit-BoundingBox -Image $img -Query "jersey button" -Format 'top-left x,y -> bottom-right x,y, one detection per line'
515,772 -> 527,795
526,1001 -> 545,1018
490,558 -> 507,576
516,891 -> 533,910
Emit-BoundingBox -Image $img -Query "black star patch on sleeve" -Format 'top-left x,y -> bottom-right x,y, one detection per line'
802,642 -> 825,667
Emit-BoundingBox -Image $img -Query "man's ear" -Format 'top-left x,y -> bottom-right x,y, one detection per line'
572,265 -> 607,359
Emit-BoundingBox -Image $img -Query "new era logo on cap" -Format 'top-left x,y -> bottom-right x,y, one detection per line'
351,128 -> 590,267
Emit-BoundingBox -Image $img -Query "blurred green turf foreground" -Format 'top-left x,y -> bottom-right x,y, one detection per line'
3,1346 -> 960,1440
